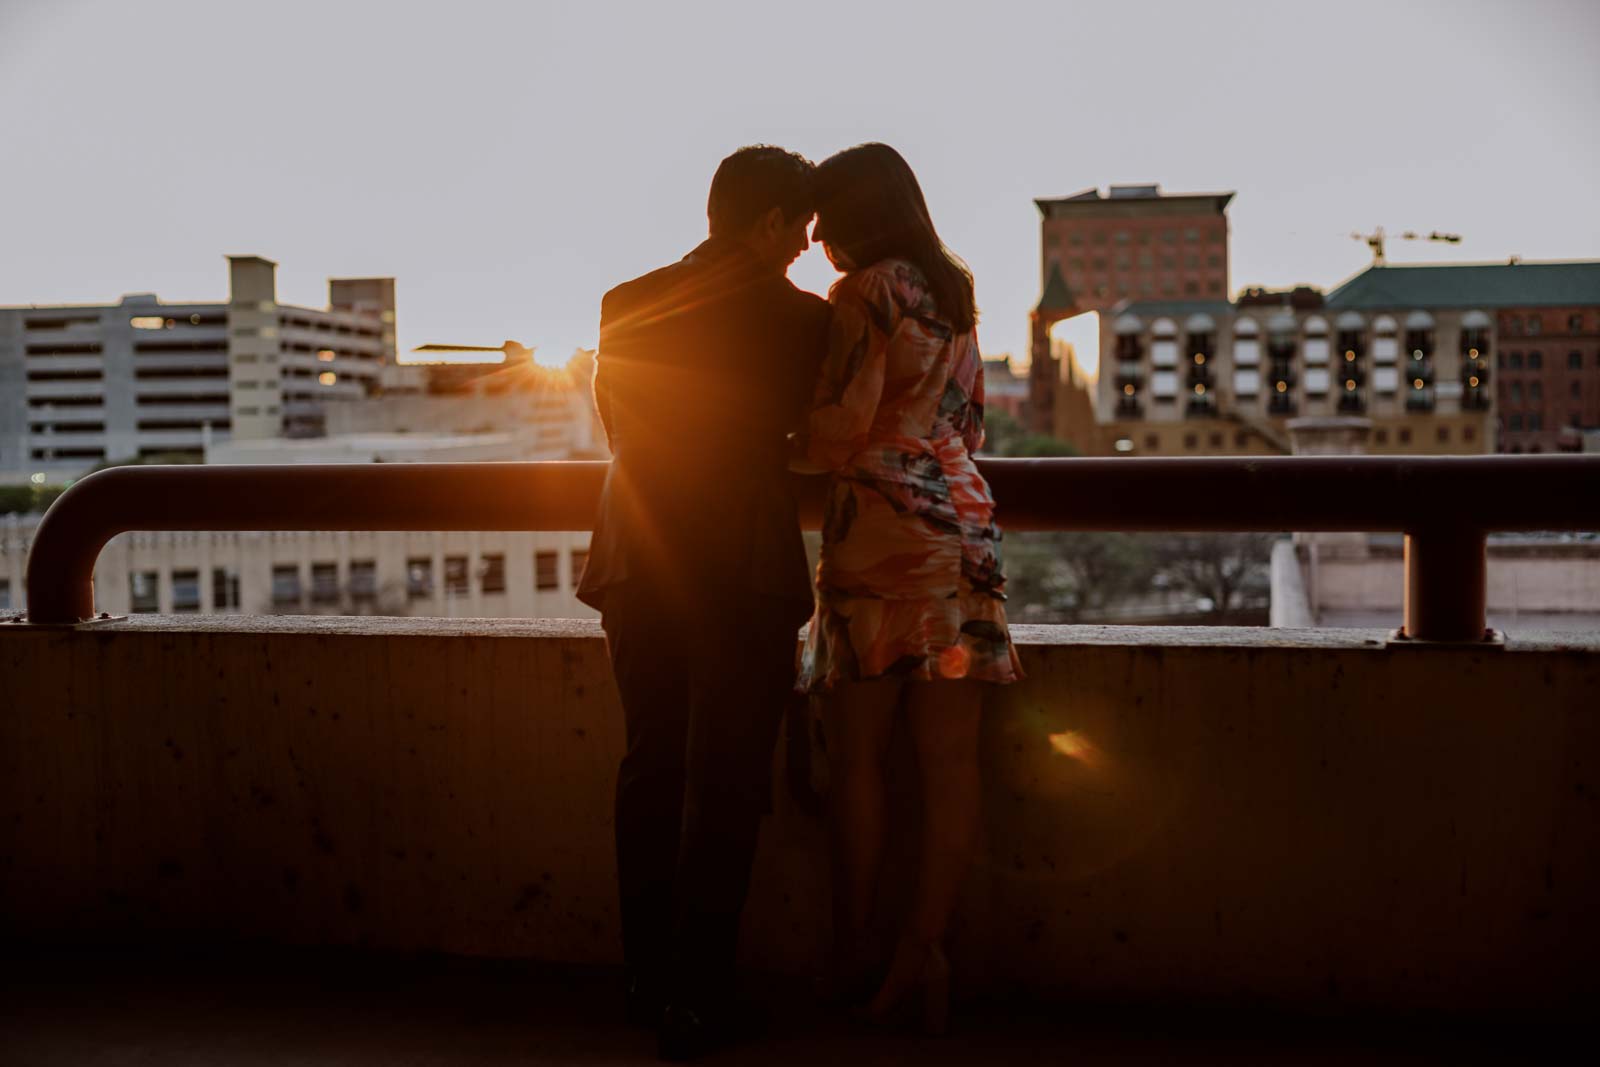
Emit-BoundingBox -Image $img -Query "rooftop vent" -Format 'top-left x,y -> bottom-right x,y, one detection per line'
1109,184 -> 1161,199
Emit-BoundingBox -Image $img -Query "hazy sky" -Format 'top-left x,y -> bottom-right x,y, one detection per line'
2,0 -> 1597,367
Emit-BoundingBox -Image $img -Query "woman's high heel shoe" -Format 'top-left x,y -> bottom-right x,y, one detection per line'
856,941 -> 951,1037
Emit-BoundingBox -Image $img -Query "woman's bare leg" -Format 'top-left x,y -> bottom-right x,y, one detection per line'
821,677 -> 902,992
866,678 -> 983,1028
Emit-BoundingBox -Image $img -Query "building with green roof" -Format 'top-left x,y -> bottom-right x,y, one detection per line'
1327,261 -> 1600,310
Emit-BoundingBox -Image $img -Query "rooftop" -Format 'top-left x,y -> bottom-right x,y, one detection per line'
1036,185 -> 1235,217
1109,298 -> 1236,319
1325,260 -> 1600,309
1035,263 -> 1077,313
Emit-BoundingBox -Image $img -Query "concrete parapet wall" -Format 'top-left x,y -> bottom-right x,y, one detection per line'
1,617 -> 1596,1014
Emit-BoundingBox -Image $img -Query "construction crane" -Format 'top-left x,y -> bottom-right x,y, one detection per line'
1351,227 -> 1462,265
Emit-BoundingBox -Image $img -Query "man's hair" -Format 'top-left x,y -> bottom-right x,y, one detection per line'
706,145 -> 815,236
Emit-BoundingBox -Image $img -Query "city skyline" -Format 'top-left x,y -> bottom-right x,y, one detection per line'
2,0 -> 1597,368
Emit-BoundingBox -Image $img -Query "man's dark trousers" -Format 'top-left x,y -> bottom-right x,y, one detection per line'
604,576 -> 799,1004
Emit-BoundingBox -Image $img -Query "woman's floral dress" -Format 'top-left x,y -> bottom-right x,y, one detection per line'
796,258 -> 1023,693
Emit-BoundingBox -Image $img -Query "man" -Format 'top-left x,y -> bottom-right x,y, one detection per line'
577,145 -> 829,1060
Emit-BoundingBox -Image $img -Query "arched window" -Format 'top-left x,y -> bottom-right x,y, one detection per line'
1113,314 -> 1144,361
1232,316 -> 1260,367
1303,315 -> 1330,365
1371,314 -> 1399,364
1150,317 -> 1178,368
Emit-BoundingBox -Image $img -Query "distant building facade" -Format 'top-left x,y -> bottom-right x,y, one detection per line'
0,255 -> 396,484
1096,261 -> 1600,456
980,355 -> 1028,420
0,514 -> 594,620
1494,298 -> 1600,454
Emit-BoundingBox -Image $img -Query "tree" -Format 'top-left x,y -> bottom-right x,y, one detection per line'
0,485 -> 65,516
1003,531 -> 1154,623
979,409 -> 1078,458
1150,532 -> 1276,620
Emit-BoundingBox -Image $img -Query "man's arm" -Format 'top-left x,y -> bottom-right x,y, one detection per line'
592,290 -> 620,450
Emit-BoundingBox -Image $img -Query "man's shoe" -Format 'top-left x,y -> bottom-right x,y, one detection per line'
656,1002 -> 723,1062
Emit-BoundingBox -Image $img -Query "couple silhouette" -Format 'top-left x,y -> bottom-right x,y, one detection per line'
576,142 -> 1022,1060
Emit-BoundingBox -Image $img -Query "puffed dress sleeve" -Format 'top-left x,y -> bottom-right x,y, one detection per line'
806,269 -> 900,472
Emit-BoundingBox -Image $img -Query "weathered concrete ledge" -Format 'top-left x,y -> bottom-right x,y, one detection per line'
1,617 -> 1596,1016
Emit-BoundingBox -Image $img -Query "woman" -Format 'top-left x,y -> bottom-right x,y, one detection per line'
797,143 -> 1023,1034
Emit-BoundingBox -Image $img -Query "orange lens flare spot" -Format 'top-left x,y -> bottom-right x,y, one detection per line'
1047,730 -> 1103,769
937,644 -> 970,679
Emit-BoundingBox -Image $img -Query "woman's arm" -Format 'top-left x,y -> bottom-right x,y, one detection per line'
805,270 -> 898,471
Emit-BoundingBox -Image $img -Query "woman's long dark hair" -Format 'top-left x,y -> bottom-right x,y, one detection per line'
812,143 -> 977,333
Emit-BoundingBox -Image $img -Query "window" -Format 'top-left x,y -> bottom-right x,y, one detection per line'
480,553 -> 506,594
1529,381 -> 1542,402
1208,432 -> 1223,448
1573,381 -> 1583,400
1144,433 -> 1159,451
1399,428 -> 1412,444
271,565 -> 302,606
1437,427 -> 1450,443
310,563 -> 339,604
1528,413 -> 1542,431
406,557 -> 433,600
571,549 -> 589,583
26,369 -> 104,382
1183,434 -> 1198,450
1375,429 -> 1389,445
0,579 -> 9,611
1529,351 -> 1543,369
1464,426 -> 1475,442
1509,352 -> 1522,369
1509,415 -> 1523,431
130,571 -> 160,613
1527,317 -> 1542,336
1234,431 -> 1249,447
1511,382 -> 1523,404
444,555 -> 470,595
1569,314 -> 1584,332
535,551 -> 559,591
1570,351 -> 1583,369
171,570 -> 200,613
350,560 -> 377,603
212,567 -> 240,611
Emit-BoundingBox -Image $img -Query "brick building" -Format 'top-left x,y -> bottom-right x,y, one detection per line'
1326,261 -> 1600,453
1093,260 -> 1600,457
1028,184 -> 1233,435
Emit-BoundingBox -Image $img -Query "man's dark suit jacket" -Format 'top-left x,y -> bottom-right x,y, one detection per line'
576,237 -> 830,627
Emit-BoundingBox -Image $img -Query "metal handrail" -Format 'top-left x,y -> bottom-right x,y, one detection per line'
22,456 -> 1600,639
